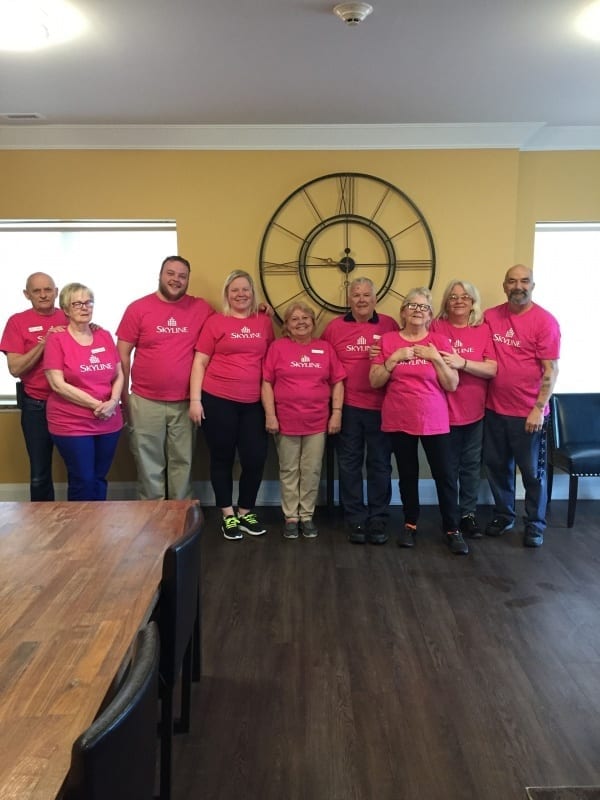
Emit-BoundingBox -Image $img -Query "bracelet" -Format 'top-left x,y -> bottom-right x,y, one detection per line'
462,358 -> 468,370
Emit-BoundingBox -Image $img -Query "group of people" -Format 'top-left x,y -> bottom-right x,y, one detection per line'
1,259 -> 560,554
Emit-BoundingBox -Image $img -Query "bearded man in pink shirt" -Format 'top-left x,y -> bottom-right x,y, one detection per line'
483,264 -> 560,548
116,256 -> 213,500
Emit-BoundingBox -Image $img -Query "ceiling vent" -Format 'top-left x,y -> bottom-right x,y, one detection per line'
0,112 -> 45,121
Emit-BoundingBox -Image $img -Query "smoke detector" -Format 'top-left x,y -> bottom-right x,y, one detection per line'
333,2 -> 373,25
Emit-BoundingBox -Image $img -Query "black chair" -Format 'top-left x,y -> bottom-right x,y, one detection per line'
156,502 -> 203,800
548,393 -> 600,527
62,622 -> 160,800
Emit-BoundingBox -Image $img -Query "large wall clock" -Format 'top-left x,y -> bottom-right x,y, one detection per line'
258,172 -> 436,326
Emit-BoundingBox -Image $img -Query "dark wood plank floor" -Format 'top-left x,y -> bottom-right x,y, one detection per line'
171,500 -> 600,800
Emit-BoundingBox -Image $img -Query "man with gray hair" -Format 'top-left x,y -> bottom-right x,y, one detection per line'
1,272 -> 67,500
322,277 -> 398,543
484,264 -> 560,547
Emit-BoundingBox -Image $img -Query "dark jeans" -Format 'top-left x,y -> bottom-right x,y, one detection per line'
21,392 -> 55,501
336,405 -> 391,525
201,391 -> 268,510
483,409 -> 547,533
389,431 -> 460,532
52,431 -> 121,501
447,419 -> 484,518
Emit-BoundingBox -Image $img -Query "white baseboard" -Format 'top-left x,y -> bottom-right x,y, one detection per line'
0,474 -> 596,504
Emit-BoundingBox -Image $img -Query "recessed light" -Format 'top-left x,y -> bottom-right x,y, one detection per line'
575,1 -> 600,41
0,0 -> 86,52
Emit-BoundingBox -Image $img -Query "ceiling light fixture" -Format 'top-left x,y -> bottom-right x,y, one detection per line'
333,2 -> 373,26
575,0 -> 600,41
0,0 -> 86,52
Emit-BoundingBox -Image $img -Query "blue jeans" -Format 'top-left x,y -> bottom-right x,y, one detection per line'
336,405 -> 391,525
447,419 -> 483,518
483,409 -> 547,533
52,431 -> 121,501
20,393 -> 55,501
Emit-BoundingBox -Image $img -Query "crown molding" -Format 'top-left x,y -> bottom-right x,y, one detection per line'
0,122 -> 598,151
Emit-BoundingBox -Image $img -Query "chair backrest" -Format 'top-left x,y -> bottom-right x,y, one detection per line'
159,504 -> 202,687
63,622 -> 160,800
551,393 -> 600,448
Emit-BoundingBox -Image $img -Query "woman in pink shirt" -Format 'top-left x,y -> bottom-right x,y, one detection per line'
430,279 -> 497,538
44,283 -> 123,500
190,270 -> 274,540
370,287 -> 467,554
262,302 -> 345,539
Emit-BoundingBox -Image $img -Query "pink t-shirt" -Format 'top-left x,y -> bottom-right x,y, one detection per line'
1,307 -> 67,400
44,328 -> 123,436
196,313 -> 275,403
116,293 -> 214,402
375,330 -> 453,435
262,337 -> 346,435
484,303 -> 561,417
321,313 -> 399,411
430,319 -> 496,426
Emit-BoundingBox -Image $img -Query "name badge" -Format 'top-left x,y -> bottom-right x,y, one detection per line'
29,326 -> 43,332
312,349 -> 324,354
372,334 -> 381,341
91,347 -> 106,354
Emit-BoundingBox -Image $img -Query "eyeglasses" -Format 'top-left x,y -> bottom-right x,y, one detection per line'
71,300 -> 94,309
405,302 -> 431,312
448,294 -> 472,302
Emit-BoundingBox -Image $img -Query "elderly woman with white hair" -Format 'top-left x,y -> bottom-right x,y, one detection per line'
430,279 -> 497,539
369,287 -> 467,555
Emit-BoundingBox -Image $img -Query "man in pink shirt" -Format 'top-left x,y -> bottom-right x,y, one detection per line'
322,277 -> 399,544
484,264 -> 560,547
116,256 -> 213,500
0,272 -> 67,500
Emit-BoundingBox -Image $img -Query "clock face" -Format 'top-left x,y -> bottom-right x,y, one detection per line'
258,172 -> 436,327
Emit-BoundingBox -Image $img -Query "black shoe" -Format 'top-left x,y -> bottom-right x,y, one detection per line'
221,515 -> 243,540
485,517 -> 515,537
397,524 -> 416,548
446,530 -> 469,555
460,514 -> 482,539
347,524 -> 367,544
367,519 -> 388,545
523,525 -> 544,548
237,512 -> 266,536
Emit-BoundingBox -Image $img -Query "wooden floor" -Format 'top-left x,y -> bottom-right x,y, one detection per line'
171,500 -> 600,800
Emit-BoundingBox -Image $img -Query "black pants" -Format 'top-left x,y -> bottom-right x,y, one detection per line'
389,431 -> 460,532
201,391 -> 268,510
21,391 -> 55,501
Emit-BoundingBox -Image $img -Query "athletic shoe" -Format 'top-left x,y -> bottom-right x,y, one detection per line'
523,525 -> 544,548
301,519 -> 318,538
460,514 -> 482,539
237,512 -> 267,536
221,515 -> 243,540
485,517 -> 515,537
283,521 -> 299,539
347,524 -> 367,544
367,519 -> 388,545
446,530 -> 469,555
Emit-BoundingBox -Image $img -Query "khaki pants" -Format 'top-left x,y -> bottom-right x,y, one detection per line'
128,393 -> 194,500
275,432 -> 326,521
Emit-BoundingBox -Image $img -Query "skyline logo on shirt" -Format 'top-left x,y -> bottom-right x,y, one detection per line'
80,352 -> 113,373
345,334 -> 370,353
290,353 -> 322,369
156,315 -> 190,334
493,326 -> 521,347
231,324 -> 262,339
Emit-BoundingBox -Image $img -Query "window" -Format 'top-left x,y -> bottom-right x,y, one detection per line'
0,221 -> 177,399
533,222 -> 600,393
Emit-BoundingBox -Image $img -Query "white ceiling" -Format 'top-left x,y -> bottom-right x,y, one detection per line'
1,0 -> 600,149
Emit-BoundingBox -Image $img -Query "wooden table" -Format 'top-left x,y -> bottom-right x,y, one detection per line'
0,499 -> 195,800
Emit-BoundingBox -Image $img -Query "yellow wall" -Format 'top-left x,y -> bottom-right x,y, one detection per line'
1,147 -> 599,487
